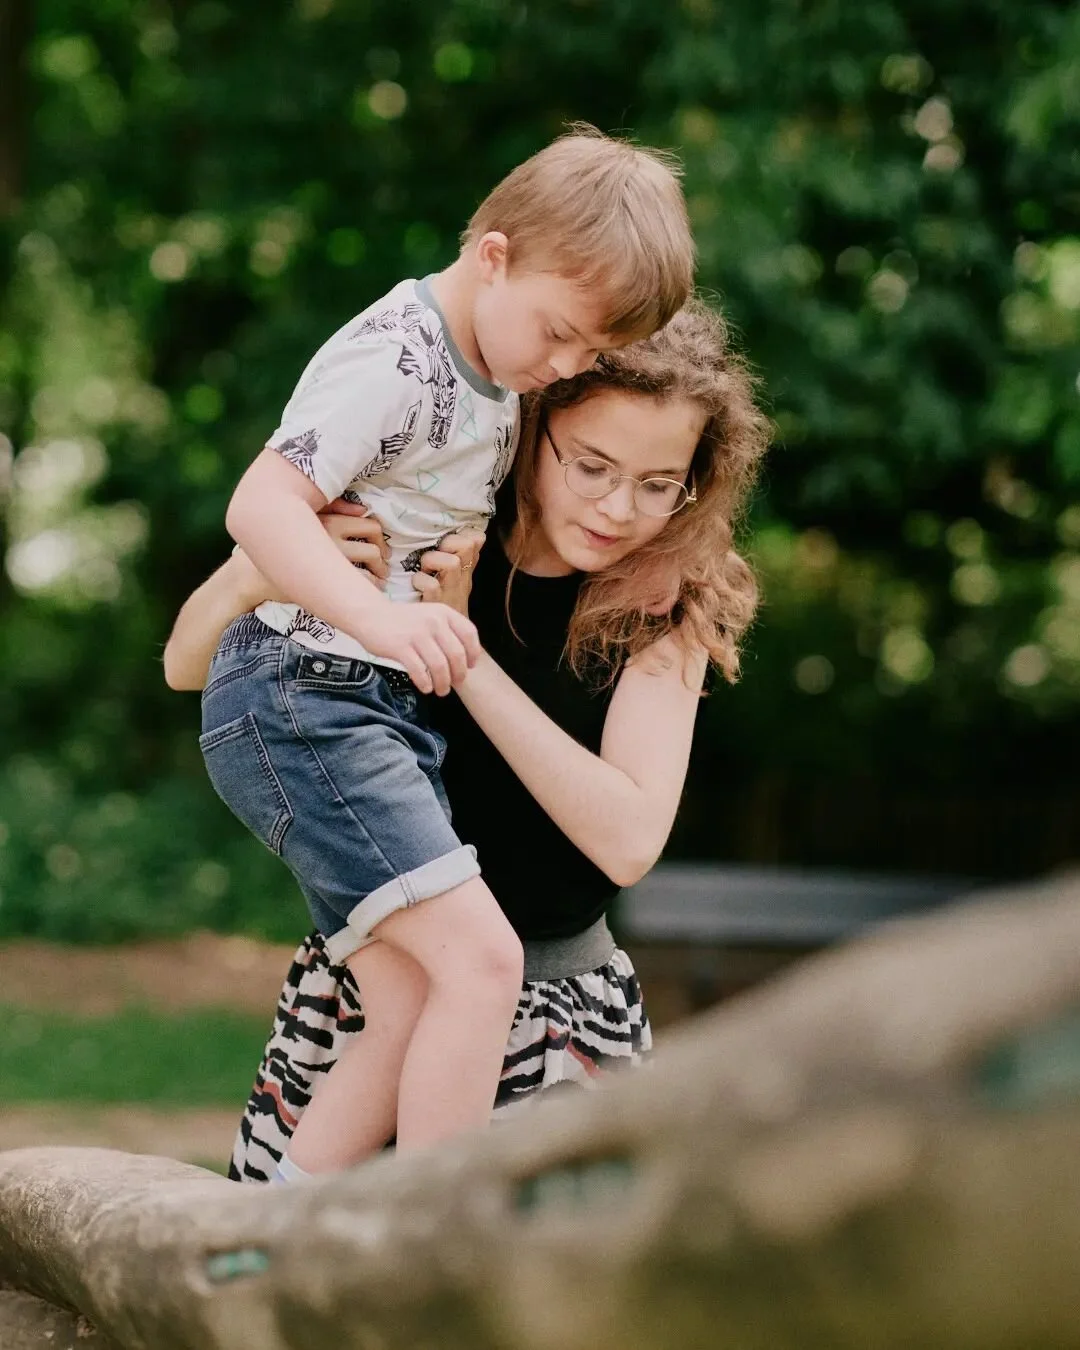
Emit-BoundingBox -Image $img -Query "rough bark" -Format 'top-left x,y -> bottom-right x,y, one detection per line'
1,873 -> 1079,1350
0,1288 -> 119,1348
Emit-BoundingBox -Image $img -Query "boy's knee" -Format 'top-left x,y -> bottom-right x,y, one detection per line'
376,880 -> 523,997
432,921 -> 523,1003
474,924 -> 524,993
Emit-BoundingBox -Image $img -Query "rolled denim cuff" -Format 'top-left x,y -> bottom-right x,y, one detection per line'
344,844 -> 482,943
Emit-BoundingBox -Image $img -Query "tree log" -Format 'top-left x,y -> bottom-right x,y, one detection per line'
1,874 -> 1079,1349
0,1288 -> 119,1348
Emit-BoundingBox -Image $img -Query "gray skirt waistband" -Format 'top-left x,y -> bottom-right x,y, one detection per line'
521,916 -> 616,982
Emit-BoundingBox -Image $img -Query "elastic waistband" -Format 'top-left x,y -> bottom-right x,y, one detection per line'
219,613 -> 414,692
218,612 -> 280,652
521,916 -> 616,981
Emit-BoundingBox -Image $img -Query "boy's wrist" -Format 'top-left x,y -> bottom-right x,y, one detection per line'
337,581 -> 392,638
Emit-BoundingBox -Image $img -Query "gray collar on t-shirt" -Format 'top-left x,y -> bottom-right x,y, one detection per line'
416,274 -> 509,403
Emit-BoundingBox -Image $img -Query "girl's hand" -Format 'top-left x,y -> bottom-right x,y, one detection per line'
411,530 -> 485,617
241,499 -> 391,604
320,498 -> 391,587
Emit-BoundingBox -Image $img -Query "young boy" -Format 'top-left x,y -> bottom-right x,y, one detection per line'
201,126 -> 694,1181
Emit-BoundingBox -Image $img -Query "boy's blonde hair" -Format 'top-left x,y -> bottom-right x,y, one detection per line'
463,124 -> 695,340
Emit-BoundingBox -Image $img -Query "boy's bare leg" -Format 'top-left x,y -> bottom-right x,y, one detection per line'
373,876 -> 523,1151
286,940 -> 427,1173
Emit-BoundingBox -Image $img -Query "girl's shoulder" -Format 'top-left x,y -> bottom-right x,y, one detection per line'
622,625 -> 709,686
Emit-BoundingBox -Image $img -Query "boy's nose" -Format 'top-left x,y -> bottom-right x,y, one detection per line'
574,348 -> 599,376
548,350 -> 579,381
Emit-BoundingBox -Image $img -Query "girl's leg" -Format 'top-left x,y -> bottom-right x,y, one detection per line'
286,940 -> 427,1173
230,934 -> 349,1183
373,875 -> 523,1151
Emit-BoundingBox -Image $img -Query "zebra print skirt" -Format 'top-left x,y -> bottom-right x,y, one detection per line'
229,929 -> 652,1183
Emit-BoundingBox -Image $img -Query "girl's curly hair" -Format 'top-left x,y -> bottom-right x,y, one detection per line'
508,297 -> 772,683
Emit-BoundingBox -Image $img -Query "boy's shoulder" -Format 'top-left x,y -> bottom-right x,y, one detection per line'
345,277 -> 432,345
314,276 -> 455,378
324,275 -> 514,417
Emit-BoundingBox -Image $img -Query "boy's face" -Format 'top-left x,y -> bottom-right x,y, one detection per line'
471,236 -> 622,393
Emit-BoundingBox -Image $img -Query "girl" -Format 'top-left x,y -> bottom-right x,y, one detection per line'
164,299 -> 770,1180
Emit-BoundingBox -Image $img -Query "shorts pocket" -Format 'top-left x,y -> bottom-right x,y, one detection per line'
199,712 -> 293,854
293,651 -> 379,691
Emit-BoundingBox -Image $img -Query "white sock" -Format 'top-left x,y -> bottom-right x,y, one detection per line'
271,1152 -> 312,1185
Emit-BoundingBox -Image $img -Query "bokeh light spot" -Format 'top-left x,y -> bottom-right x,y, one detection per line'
793,655 -> 835,695
1003,645 -> 1050,688
149,242 -> 191,282
913,97 -> 953,142
368,81 -> 407,120
951,562 -> 1000,606
881,627 -> 934,683
434,42 -> 473,82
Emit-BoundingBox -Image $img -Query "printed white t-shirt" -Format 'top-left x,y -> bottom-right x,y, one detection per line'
255,276 -> 519,665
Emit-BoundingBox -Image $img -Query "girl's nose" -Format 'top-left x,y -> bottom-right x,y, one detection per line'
597,478 -> 637,522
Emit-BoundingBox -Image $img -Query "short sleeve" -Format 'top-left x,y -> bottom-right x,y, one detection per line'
266,337 -> 423,503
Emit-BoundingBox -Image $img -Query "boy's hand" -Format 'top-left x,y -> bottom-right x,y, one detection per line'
358,603 -> 480,696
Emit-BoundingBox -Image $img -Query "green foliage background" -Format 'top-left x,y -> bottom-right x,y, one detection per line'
0,0 -> 1077,940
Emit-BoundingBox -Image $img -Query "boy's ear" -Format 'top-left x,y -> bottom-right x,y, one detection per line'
475,231 -> 510,282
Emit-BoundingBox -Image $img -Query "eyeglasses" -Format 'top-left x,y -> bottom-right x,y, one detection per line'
545,424 -> 697,518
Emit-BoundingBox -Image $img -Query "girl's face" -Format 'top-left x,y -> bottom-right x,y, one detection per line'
519,387 -> 705,576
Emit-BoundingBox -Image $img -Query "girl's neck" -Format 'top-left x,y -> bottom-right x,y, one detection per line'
505,518 -> 578,578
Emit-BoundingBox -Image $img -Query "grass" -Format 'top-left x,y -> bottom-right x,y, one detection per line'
0,1004 -> 271,1105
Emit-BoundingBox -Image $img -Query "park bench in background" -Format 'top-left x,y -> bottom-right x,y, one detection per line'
618,861 -> 972,1026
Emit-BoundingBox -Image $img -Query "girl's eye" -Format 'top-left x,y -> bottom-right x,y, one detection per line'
643,478 -> 675,495
577,460 -> 609,478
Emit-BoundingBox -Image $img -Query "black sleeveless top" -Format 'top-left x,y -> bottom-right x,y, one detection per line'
425,536 -> 620,942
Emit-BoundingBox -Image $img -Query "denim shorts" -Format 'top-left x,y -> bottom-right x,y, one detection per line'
200,614 -> 480,962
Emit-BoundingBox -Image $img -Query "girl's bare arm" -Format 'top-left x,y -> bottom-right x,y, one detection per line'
413,535 -> 703,886
162,506 -> 390,691
452,635 -> 706,887
163,552 -> 269,691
